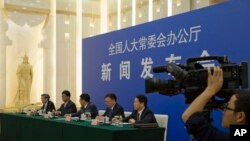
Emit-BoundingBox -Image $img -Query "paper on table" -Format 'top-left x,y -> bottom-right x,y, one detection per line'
120,122 -> 131,125
54,118 -> 65,121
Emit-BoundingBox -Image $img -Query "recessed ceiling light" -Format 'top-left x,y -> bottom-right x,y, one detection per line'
156,7 -> 160,13
109,22 -> 112,27
64,33 -> 70,40
176,0 -> 181,7
122,16 -> 126,23
89,21 -> 95,27
138,12 -> 142,18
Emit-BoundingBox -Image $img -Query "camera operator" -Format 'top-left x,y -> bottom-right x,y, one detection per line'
182,67 -> 250,141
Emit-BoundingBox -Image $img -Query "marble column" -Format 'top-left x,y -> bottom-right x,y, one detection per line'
0,3 -> 11,109
76,0 -> 82,107
42,0 -> 56,105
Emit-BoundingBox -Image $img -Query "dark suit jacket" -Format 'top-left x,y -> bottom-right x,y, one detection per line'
57,100 -> 77,116
123,107 -> 157,124
103,103 -> 125,121
71,102 -> 98,119
41,101 -> 56,114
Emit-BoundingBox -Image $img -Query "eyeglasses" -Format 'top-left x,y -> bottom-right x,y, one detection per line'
222,103 -> 235,111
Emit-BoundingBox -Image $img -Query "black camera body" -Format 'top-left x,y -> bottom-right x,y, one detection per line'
145,56 -> 248,105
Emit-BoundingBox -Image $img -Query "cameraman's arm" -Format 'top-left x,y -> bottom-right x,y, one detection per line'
182,67 -> 223,122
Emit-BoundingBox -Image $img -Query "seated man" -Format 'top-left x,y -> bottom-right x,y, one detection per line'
65,93 -> 98,119
40,93 -> 55,114
182,67 -> 250,141
103,93 -> 125,121
55,90 -> 77,116
123,94 -> 157,124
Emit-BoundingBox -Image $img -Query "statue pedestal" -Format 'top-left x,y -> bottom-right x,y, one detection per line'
1,107 -> 20,113
1,102 -> 42,113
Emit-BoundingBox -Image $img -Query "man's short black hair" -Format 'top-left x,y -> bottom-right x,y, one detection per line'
234,90 -> 250,124
135,94 -> 148,107
105,93 -> 117,101
80,93 -> 90,102
41,93 -> 50,100
62,90 -> 71,97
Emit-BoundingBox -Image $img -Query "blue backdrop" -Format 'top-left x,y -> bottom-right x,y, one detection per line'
82,0 -> 250,140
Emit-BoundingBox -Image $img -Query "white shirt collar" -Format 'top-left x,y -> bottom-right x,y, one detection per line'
138,107 -> 145,115
111,103 -> 116,110
44,101 -> 48,107
84,103 -> 89,109
64,101 -> 69,107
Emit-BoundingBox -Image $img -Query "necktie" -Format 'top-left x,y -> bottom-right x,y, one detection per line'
137,113 -> 140,120
108,109 -> 113,119
82,107 -> 86,113
44,104 -> 47,113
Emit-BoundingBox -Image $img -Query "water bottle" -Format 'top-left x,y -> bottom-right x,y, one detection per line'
38,110 -> 42,115
118,115 -> 123,127
51,110 -> 55,118
105,116 -> 109,124
81,113 -> 86,120
48,111 -> 52,118
85,112 -> 91,121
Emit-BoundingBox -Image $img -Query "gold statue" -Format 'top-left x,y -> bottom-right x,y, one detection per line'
13,53 -> 33,106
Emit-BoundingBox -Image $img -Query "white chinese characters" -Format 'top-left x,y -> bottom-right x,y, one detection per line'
101,63 -> 112,81
120,61 -> 131,80
108,25 -> 202,56
140,57 -> 154,79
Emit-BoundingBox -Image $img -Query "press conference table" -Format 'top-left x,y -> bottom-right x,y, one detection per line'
0,113 -> 165,141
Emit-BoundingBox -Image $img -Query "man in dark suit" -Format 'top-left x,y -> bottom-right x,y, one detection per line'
123,94 -> 157,124
103,93 -> 125,121
40,93 -> 55,114
65,93 -> 98,119
55,90 -> 77,116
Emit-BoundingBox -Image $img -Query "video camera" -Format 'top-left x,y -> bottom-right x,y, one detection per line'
145,56 -> 248,107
